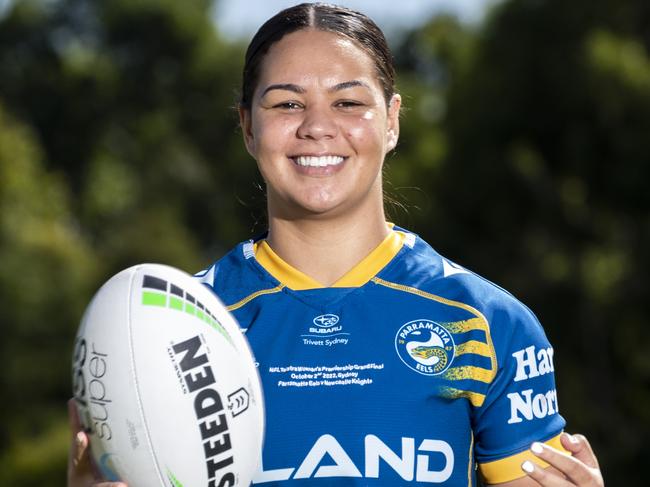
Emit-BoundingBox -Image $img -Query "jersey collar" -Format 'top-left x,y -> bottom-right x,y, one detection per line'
254,228 -> 406,290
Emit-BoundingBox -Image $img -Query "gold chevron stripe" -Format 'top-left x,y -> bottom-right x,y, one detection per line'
226,285 -> 285,311
455,340 -> 492,358
444,318 -> 486,333
444,365 -> 494,383
466,430 -> 475,487
440,387 -> 486,407
371,277 -> 497,382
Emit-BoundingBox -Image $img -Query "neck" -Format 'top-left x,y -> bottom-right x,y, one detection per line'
266,207 -> 390,287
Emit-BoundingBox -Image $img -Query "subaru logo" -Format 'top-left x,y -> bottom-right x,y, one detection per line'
313,314 -> 340,327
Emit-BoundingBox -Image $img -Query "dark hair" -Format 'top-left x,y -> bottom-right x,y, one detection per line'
240,2 -> 396,109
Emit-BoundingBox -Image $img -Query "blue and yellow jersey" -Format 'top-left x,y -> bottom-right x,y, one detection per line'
196,226 -> 566,486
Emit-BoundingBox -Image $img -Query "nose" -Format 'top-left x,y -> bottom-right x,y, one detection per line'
296,104 -> 338,140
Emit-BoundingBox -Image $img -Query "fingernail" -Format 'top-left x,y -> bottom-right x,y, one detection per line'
531,442 -> 544,455
562,432 -> 579,444
522,460 -> 535,473
74,432 -> 86,467
76,431 -> 85,448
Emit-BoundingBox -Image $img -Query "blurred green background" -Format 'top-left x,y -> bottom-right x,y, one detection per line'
0,0 -> 647,484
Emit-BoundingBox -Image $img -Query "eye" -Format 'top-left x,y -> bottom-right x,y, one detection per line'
273,101 -> 303,110
335,100 -> 364,109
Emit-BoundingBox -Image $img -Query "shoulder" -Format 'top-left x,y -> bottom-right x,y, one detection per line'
193,239 -> 275,306
389,228 -> 549,346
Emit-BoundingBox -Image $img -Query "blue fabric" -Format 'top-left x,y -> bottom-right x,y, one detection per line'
196,227 -> 565,486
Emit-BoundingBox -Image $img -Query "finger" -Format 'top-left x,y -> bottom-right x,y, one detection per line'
68,399 -> 102,487
67,432 -> 96,486
521,459 -> 572,487
73,431 -> 89,470
560,433 -> 599,469
530,442 -> 594,485
68,398 -> 82,436
68,400 -> 89,470
67,429 -> 96,484
67,401 -> 128,487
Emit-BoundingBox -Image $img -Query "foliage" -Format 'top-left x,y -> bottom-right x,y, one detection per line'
0,100 -> 96,484
390,1 -> 649,483
0,0 -> 647,484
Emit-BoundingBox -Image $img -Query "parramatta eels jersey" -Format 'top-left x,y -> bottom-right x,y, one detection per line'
196,226 -> 566,486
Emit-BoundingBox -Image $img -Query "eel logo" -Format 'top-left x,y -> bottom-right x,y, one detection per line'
395,319 -> 455,376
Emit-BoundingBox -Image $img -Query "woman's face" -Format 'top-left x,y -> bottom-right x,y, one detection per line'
240,29 -> 401,220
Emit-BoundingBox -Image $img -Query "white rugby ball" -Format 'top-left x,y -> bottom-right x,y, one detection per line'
71,263 -> 264,487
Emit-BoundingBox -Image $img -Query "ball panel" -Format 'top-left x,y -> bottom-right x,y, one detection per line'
72,263 -> 264,487
72,266 -> 161,484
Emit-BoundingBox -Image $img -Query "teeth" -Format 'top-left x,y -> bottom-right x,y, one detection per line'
295,155 -> 344,167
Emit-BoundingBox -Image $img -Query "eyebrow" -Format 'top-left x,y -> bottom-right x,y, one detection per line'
261,83 -> 306,97
329,80 -> 370,92
260,80 -> 370,97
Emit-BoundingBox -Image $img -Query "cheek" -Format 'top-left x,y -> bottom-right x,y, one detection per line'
343,114 -> 385,151
254,116 -> 296,153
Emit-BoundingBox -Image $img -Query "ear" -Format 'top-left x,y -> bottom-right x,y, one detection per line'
385,93 -> 401,153
239,106 -> 256,157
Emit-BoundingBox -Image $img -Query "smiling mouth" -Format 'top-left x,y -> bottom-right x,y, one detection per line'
292,155 -> 346,167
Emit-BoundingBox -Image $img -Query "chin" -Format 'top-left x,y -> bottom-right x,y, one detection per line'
270,187 -> 365,219
279,197 -> 346,219
291,190 -> 344,214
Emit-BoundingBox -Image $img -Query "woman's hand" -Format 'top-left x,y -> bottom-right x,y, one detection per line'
521,432 -> 604,486
67,399 -> 127,487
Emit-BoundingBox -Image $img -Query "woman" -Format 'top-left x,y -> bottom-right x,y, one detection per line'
68,3 -> 604,486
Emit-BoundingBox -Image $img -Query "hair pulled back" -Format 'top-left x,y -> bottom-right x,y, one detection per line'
240,2 -> 396,109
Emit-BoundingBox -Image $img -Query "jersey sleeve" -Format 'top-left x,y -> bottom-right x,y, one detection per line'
473,300 -> 567,484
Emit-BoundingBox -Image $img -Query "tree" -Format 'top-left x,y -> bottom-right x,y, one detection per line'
391,0 -> 650,483
0,0 -> 259,483
1,0 -> 647,483
0,102 -> 96,485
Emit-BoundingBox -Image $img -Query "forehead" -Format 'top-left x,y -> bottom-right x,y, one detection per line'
257,29 -> 378,85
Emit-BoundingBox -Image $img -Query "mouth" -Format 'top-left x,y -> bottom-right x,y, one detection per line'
291,155 -> 346,168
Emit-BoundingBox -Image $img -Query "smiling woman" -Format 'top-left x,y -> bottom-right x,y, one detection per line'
67,3 -> 604,487
240,28 -> 401,279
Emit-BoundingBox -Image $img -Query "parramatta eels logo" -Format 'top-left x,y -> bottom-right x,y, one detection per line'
395,319 -> 455,376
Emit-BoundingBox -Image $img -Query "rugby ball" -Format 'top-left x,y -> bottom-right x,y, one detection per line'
71,263 -> 264,487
